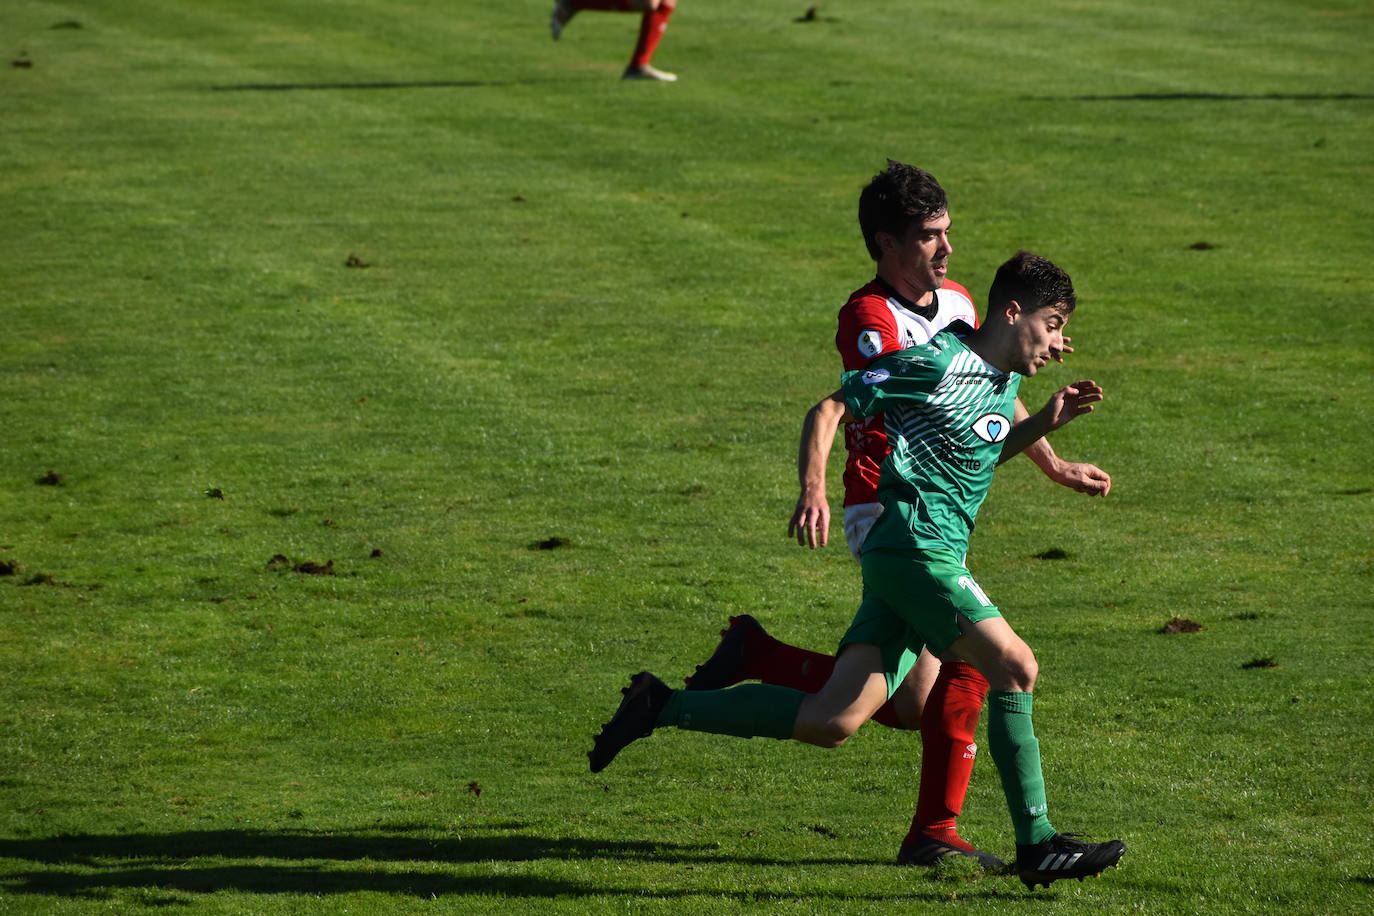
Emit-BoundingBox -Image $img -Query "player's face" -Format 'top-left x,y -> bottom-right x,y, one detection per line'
1012,304 -> 1070,376
882,211 -> 953,298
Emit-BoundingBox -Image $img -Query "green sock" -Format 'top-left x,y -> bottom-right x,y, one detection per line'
656,685 -> 804,740
987,690 -> 1056,845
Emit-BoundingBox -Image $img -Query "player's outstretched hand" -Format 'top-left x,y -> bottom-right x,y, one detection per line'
1039,379 -> 1104,432
788,490 -> 830,549
1051,460 -> 1112,497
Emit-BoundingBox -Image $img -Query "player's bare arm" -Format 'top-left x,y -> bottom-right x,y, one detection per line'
788,392 -> 848,549
1008,330 -> 1111,496
999,380 -> 1104,464
1011,396 -> 1113,496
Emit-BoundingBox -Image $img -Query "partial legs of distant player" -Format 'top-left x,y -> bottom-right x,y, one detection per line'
685,614 -> 995,867
550,0 -> 679,82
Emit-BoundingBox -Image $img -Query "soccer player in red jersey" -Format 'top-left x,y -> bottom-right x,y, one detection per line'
550,0 -> 679,82
686,162 -> 1112,869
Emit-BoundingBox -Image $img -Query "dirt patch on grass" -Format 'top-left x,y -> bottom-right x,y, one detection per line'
267,554 -> 335,575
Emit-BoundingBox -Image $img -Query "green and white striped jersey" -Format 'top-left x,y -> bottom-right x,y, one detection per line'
840,325 -> 1020,557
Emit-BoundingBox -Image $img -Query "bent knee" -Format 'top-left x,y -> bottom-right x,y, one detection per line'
811,714 -> 865,748
990,649 -> 1038,693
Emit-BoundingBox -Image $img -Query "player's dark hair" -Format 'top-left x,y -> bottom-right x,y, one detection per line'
987,250 -> 1077,315
858,160 -> 948,261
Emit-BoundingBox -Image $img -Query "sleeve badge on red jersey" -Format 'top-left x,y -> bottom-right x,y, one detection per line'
857,329 -> 884,358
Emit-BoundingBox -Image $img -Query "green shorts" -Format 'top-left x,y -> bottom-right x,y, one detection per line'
838,547 -> 1003,697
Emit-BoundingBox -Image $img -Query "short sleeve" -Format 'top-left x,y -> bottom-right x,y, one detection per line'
841,350 -> 941,419
836,296 -> 902,371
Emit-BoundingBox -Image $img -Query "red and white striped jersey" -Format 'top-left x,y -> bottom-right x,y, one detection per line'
835,277 -> 979,507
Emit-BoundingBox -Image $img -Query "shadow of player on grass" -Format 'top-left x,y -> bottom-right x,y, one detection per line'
0,827 -> 1036,902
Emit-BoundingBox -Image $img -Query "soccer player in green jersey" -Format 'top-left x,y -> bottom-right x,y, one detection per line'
588,250 -> 1127,890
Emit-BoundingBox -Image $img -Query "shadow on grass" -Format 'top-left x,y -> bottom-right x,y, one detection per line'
0,866 -> 1034,903
2,868 -> 588,900
0,828 -> 709,867
207,78 -> 577,91
1023,91 -> 1374,101
0,828 -> 1032,902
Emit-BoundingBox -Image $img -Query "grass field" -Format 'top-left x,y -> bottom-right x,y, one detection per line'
3,0 -> 1373,912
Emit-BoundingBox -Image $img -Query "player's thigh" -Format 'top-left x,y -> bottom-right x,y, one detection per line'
889,646 -> 940,723
794,643 -> 891,745
836,587 -> 924,699
948,615 -> 1036,692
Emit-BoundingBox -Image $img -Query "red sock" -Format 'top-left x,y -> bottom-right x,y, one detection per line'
750,636 -> 909,729
871,694 -> 905,729
903,659 -> 989,846
630,1 -> 674,67
749,644 -> 907,733
747,635 -> 834,693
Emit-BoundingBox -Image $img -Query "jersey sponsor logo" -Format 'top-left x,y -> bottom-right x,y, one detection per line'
936,440 -> 985,472
971,413 -> 1011,443
934,439 -> 989,472
860,368 -> 890,386
857,329 -> 884,358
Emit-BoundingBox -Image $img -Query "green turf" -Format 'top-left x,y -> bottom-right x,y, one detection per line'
2,0 -> 1372,912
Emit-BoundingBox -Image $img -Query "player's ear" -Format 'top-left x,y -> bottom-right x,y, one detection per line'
874,231 -> 898,255
1001,299 -> 1023,325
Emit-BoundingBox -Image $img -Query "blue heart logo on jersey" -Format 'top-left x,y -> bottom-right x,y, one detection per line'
971,413 -> 1011,443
